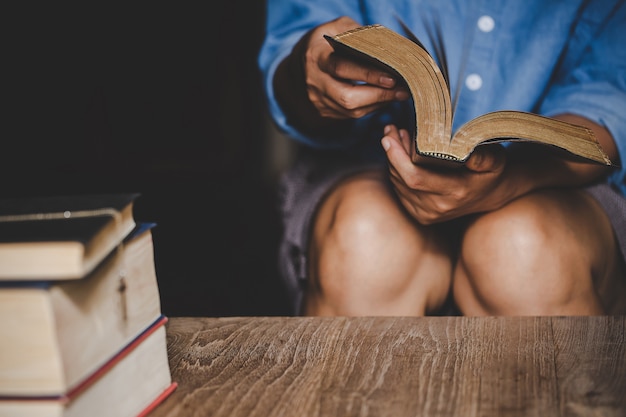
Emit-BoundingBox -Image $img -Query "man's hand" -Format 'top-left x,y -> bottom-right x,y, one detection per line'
381,124 -> 507,224
274,16 -> 410,134
302,16 -> 410,120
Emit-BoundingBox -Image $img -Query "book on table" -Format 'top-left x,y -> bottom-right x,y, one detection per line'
0,193 -> 176,416
0,193 -> 139,280
324,24 -> 612,165
0,315 -> 177,417
0,222 -> 164,397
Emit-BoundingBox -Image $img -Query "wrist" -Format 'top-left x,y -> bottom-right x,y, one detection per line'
273,29 -> 350,137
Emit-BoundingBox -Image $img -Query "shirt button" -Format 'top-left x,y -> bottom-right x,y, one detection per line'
477,15 -> 495,32
465,74 -> 483,91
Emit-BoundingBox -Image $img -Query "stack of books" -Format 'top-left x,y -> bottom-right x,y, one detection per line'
0,193 -> 177,417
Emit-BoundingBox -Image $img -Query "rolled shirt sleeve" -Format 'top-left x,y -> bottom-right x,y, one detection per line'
539,2 -> 626,192
257,0 -> 364,147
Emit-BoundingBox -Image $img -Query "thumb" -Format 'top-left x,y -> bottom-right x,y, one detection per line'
465,145 -> 506,173
382,130 -> 414,173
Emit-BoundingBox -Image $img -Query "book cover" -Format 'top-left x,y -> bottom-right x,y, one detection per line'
0,193 -> 139,280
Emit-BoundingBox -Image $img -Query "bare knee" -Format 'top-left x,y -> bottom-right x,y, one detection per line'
307,172 -> 453,316
453,192 -> 605,316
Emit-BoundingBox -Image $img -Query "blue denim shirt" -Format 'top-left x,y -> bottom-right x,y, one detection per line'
258,0 -> 626,194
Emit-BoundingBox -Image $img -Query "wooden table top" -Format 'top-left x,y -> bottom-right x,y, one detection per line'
151,316 -> 626,417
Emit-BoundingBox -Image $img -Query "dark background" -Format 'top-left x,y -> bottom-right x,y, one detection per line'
3,4 -> 292,316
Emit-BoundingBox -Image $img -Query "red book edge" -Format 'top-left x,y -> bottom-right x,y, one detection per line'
1,315 -> 173,402
136,381 -> 178,417
64,315 -> 170,401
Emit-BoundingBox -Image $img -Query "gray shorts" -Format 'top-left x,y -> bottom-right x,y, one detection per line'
277,148 -> 626,315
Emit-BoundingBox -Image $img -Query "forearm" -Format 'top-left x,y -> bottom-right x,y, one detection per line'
498,114 -> 617,202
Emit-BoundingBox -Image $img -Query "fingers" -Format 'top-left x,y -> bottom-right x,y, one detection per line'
325,55 -> 410,96
311,78 -> 407,119
465,145 -> 506,173
312,56 -> 409,119
381,125 -> 418,180
398,126 -> 413,154
330,16 -> 362,33
322,18 -> 404,91
306,17 -> 410,120
327,55 -> 405,89
381,124 -> 508,224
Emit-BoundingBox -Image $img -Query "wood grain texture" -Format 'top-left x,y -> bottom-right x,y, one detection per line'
151,316 -> 626,417
550,316 -> 626,416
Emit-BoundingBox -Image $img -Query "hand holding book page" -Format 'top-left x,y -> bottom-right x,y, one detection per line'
324,24 -> 612,166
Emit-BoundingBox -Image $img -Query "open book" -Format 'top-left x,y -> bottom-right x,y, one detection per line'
324,24 -> 612,165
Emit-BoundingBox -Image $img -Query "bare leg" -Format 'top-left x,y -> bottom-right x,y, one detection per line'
304,170 -> 455,316
453,188 -> 626,316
